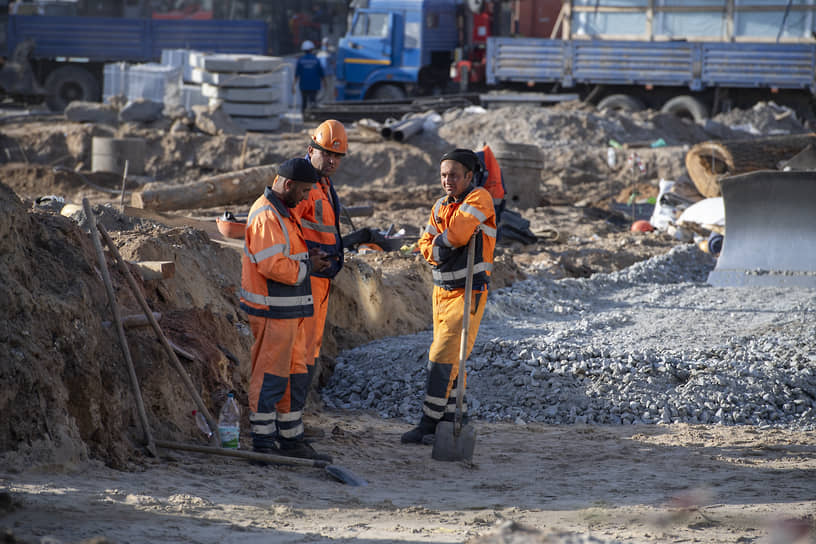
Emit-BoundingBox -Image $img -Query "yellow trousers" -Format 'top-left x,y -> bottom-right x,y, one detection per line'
423,285 -> 487,421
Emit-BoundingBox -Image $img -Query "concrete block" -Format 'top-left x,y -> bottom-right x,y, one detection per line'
181,83 -> 208,111
188,52 -> 285,73
210,99 -> 287,117
190,68 -> 283,88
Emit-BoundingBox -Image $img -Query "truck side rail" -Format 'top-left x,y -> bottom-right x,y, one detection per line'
6,15 -> 267,63
487,36 -> 816,93
701,42 -> 816,92
486,38 -> 565,86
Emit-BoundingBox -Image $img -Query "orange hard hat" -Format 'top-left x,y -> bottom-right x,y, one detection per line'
311,119 -> 347,155
631,219 -> 655,232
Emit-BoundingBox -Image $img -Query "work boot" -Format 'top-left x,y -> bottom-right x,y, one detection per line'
400,416 -> 437,445
278,438 -> 333,463
250,444 -> 282,467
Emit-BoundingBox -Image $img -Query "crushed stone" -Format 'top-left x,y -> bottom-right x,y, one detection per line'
324,244 -> 816,430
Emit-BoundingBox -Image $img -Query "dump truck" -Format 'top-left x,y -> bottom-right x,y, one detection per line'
336,0 -> 816,119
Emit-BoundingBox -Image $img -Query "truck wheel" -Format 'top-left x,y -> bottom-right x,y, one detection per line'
661,95 -> 708,122
45,66 -> 100,112
597,94 -> 645,113
369,84 -> 406,100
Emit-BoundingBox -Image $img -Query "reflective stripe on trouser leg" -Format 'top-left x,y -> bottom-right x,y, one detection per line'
248,315 -> 298,447
276,321 -> 309,441
424,285 -> 487,420
250,411 -> 277,449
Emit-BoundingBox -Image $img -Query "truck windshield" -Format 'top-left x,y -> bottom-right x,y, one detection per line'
352,12 -> 389,37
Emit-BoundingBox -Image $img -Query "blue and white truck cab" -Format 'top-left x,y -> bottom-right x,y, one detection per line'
335,0 -> 459,100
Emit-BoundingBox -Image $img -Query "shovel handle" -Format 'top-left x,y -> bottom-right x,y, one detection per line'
455,234 -> 477,431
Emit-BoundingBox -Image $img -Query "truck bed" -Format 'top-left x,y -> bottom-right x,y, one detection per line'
487,37 -> 816,93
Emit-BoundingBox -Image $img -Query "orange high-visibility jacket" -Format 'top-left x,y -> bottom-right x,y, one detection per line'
240,186 -> 314,319
294,175 -> 344,278
419,185 -> 497,291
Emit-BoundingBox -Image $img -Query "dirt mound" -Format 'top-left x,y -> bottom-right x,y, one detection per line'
0,183 -> 129,469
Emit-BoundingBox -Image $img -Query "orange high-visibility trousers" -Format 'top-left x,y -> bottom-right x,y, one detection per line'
302,275 -> 331,362
422,285 -> 487,422
247,315 -> 310,444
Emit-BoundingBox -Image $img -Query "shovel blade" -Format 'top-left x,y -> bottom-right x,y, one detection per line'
432,421 -> 476,462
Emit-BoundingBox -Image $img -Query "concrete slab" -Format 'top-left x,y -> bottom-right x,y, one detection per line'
202,84 -> 281,103
213,100 -> 287,117
190,68 -> 284,88
189,52 -> 285,73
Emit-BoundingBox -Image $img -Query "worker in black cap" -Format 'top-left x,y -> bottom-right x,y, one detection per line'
401,149 -> 497,445
240,157 -> 333,462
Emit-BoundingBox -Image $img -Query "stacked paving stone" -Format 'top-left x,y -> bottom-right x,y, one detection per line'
188,52 -> 291,132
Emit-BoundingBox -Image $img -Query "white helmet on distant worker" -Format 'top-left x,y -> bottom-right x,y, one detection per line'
301,40 -> 315,52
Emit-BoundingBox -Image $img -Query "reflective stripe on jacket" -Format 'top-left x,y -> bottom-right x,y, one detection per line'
294,174 -> 344,279
240,186 -> 314,319
418,185 -> 497,290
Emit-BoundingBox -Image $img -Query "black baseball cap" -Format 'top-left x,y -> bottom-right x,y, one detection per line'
278,157 -> 320,183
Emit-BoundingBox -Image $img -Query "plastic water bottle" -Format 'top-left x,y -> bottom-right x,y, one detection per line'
192,410 -> 212,438
218,393 -> 240,449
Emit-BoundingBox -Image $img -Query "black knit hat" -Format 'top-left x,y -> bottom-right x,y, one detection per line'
277,157 -> 320,183
440,148 -> 479,172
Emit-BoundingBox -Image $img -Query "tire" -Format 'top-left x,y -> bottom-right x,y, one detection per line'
596,94 -> 645,113
45,65 -> 100,112
369,84 -> 406,100
661,95 -> 708,122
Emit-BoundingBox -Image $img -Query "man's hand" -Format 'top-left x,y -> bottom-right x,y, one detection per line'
309,248 -> 331,272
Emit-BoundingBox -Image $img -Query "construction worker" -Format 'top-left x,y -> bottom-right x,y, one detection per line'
295,119 -> 347,433
241,157 -> 332,462
293,39 -> 325,114
402,149 -> 497,445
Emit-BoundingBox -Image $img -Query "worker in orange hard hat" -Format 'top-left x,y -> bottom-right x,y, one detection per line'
294,119 -> 348,439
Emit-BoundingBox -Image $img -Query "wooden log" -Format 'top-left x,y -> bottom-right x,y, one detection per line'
685,133 -> 816,198
132,164 -> 278,211
133,260 -> 175,280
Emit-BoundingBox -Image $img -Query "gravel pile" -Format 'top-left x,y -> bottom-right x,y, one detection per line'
324,244 -> 816,430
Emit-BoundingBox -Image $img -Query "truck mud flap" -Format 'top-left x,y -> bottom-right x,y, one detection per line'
707,171 -> 816,288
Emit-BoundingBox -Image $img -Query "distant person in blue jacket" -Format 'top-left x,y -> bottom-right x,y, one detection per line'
293,40 -> 325,114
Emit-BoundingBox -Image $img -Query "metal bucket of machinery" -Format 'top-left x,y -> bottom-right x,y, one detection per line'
707,170 -> 816,288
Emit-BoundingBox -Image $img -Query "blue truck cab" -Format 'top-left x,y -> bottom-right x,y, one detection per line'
336,0 -> 458,100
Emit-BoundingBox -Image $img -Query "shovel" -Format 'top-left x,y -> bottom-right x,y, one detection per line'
432,234 -> 477,462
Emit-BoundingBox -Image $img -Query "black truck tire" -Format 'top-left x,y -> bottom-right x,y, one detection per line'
45,65 -> 101,112
661,95 -> 708,122
369,84 -> 406,100
597,94 -> 645,113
